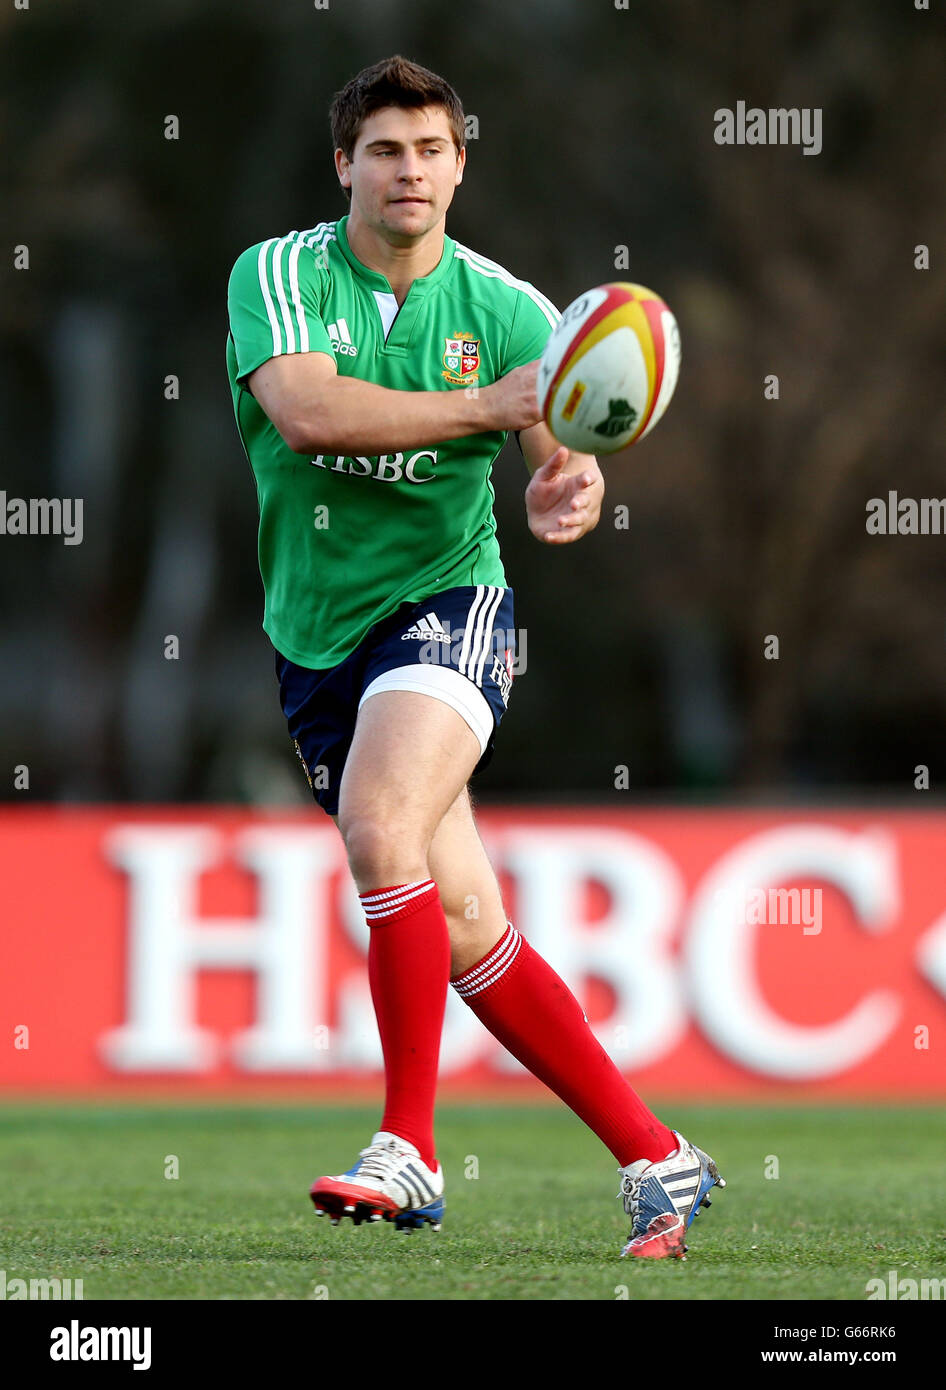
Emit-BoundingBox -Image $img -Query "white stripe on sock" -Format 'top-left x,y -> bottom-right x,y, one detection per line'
361,880 -> 436,919
453,926 -> 522,997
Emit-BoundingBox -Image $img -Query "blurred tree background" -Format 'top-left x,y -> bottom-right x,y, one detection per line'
2,0 -> 944,804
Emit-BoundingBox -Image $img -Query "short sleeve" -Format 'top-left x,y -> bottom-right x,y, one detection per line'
227,235 -> 335,385
500,283 -> 560,375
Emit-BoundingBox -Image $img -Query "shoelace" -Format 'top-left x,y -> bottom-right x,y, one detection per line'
355,1141 -> 411,1183
619,1172 -> 643,1223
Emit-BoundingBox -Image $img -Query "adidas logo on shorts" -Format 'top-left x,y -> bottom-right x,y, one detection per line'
402,613 -> 451,643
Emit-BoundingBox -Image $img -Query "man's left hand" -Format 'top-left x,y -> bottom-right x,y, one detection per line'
524,446 -> 604,544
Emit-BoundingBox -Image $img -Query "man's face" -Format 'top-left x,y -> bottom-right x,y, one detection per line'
336,104 -> 465,242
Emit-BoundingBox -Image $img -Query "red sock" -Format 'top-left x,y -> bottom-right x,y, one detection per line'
452,924 -> 675,1166
361,880 -> 450,1168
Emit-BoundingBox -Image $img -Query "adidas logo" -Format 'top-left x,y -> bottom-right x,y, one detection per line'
401,613 -> 451,643
327,318 -> 357,356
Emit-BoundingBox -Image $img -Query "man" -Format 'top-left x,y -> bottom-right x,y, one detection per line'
226,55 -> 723,1260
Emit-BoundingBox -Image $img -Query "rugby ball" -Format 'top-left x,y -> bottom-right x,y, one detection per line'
537,282 -> 681,453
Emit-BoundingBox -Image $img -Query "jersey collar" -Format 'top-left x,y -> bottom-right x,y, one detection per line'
335,214 -> 454,296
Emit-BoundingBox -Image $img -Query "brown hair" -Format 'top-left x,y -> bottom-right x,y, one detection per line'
330,55 -> 465,167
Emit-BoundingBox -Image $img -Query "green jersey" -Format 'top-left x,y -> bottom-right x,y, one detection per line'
226,215 -> 558,668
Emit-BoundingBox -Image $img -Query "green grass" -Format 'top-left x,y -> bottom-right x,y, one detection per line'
1,1103 -> 944,1300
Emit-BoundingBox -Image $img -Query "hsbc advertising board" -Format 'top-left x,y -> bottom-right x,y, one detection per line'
2,807 -> 945,1097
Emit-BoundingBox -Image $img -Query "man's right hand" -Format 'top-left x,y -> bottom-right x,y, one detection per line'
480,360 -> 543,432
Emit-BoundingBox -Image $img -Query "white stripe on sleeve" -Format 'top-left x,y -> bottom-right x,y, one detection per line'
257,238 -> 282,357
287,237 -> 309,352
271,232 -> 298,355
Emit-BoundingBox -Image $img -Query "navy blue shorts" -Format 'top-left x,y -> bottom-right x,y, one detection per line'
274,585 -> 516,815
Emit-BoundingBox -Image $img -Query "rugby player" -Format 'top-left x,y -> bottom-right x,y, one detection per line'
226,55 -> 723,1259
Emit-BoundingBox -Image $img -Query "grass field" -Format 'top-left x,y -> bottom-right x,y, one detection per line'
1,1102 -> 944,1301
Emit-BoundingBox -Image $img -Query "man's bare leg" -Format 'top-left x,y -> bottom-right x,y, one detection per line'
424,787 -> 508,976
336,783 -> 507,974
332,689 -> 480,1170
337,689 -> 479,889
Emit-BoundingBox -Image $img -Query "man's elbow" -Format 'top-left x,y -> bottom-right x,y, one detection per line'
278,404 -> 341,456
263,383 -> 339,455
279,417 -> 317,455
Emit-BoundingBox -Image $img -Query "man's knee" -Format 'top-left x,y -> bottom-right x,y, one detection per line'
339,812 -> 428,888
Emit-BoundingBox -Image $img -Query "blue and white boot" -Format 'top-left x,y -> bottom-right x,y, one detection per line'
619,1130 -> 725,1259
310,1131 -> 445,1233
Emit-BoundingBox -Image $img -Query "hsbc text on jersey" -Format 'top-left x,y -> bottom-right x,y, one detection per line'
309,451 -> 438,484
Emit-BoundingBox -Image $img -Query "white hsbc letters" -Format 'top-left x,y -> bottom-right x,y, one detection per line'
99,820 -> 924,1079
101,826 -> 339,1070
310,450 -> 437,482
686,825 -> 901,1077
498,828 -> 687,1069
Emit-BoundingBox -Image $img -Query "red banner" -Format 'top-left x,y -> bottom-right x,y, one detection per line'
2,806 -> 945,1097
